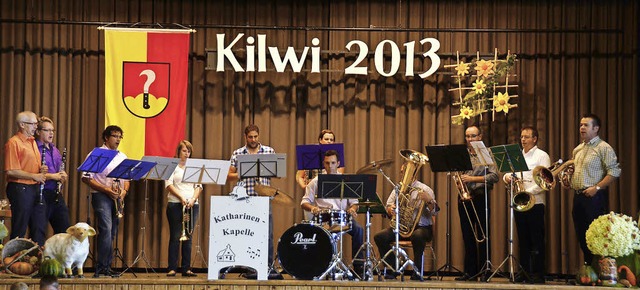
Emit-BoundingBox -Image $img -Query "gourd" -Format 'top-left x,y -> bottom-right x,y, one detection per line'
9,261 -> 34,275
40,257 -> 64,277
618,265 -> 637,286
577,263 -> 599,286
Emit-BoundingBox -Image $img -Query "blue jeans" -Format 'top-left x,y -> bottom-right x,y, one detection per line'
44,189 -> 71,234
6,182 -> 47,246
167,202 -> 199,273
92,191 -> 119,272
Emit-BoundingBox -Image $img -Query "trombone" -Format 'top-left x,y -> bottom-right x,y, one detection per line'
453,172 -> 486,243
180,203 -> 195,241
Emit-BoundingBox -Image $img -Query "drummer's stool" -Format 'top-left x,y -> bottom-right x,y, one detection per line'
395,239 -> 437,280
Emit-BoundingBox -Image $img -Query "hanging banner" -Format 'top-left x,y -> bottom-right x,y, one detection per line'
104,28 -> 191,159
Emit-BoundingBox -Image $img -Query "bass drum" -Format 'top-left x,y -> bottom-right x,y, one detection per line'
277,223 -> 335,280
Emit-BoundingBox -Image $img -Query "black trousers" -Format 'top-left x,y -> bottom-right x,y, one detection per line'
572,189 -> 608,263
6,182 -> 47,246
514,203 -> 545,276
374,225 -> 433,268
458,187 -> 490,277
43,188 -> 71,234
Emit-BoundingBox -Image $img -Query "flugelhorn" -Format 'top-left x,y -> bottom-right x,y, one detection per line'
504,175 -> 535,212
180,202 -> 195,241
112,179 -> 125,219
532,159 -> 575,191
453,172 -> 486,243
389,149 -> 429,238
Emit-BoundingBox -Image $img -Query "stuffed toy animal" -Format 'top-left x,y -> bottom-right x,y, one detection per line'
43,222 -> 96,278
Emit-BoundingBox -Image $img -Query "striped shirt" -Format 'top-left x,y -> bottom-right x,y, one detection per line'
571,136 -> 621,190
230,144 -> 275,196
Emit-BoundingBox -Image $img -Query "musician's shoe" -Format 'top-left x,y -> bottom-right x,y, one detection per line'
166,270 -> 177,277
454,274 -> 472,281
182,270 -> 197,277
268,270 -> 284,280
410,273 -> 423,281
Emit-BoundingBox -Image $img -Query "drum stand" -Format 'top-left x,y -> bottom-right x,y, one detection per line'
316,224 -> 355,280
352,206 -> 378,281
375,168 -> 416,281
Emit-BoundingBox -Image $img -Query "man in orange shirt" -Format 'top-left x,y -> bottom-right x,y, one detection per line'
4,111 -> 47,246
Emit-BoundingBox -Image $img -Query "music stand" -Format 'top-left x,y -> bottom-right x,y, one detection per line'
296,143 -> 345,171
183,158 -> 231,267
352,175 -> 382,281
124,156 -> 179,274
488,144 -> 530,282
77,147 -> 120,265
237,154 -> 287,179
425,144 -> 472,279
107,159 -> 156,277
469,140 -> 497,282
315,174 -> 368,280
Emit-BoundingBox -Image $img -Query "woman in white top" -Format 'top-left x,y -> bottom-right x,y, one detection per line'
165,140 -> 202,277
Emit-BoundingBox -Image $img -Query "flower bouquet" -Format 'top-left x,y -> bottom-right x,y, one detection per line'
586,212 -> 640,286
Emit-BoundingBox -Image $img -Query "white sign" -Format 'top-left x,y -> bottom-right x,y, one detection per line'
207,196 -> 270,280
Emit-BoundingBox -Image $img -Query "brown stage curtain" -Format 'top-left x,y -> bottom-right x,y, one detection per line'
0,0 -> 637,275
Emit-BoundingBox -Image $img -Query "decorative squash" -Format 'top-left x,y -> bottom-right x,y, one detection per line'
40,257 -> 64,277
9,261 -> 34,276
618,265 -> 637,286
577,263 -> 599,286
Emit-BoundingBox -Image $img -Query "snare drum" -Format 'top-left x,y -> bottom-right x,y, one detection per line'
312,209 -> 351,227
277,223 -> 335,280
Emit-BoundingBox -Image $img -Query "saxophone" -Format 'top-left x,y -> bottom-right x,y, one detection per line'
55,148 -> 67,203
112,179 -> 125,219
389,149 -> 429,238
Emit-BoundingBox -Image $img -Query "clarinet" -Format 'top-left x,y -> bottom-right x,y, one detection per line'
39,146 -> 46,205
55,147 -> 67,203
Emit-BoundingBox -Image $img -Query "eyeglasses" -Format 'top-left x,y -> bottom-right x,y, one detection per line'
110,135 -> 124,139
465,134 -> 479,138
520,135 -> 533,139
40,129 -> 55,133
22,121 -> 38,126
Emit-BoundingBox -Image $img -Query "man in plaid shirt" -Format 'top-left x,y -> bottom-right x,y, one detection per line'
228,124 -> 281,279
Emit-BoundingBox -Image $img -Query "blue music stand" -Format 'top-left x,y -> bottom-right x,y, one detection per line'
77,147 -> 118,174
296,143 -> 345,170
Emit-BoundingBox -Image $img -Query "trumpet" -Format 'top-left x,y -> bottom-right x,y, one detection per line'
504,175 -> 535,212
112,179 -> 125,219
532,159 -> 575,191
180,202 -> 195,241
453,172 -> 486,243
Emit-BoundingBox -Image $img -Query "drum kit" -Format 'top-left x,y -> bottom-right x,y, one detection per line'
253,158 -> 396,281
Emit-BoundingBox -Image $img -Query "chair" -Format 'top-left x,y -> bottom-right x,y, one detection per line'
394,216 -> 437,280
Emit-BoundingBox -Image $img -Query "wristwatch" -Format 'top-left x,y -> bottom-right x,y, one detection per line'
595,185 -> 601,191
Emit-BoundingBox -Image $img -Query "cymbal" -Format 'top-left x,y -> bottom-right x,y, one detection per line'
255,184 -> 295,207
355,201 -> 382,207
355,159 -> 394,174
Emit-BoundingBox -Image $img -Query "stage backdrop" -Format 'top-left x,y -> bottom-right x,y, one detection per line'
0,0 -> 638,275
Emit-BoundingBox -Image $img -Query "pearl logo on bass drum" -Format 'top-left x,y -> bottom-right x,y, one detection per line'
291,232 -> 317,247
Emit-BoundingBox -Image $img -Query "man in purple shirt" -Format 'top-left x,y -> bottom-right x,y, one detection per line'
36,116 -> 70,234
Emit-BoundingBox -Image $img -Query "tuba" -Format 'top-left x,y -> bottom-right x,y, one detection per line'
389,149 -> 429,239
505,175 -> 535,212
532,159 -> 575,191
452,172 -> 487,243
180,203 -> 194,241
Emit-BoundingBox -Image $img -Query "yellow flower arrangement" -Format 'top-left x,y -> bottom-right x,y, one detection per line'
473,79 -> 487,94
586,212 -> 640,258
455,61 -> 470,76
475,59 -> 494,78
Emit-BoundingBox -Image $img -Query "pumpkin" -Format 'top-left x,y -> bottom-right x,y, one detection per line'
577,263 -> 599,286
9,261 -> 34,275
40,257 -> 63,277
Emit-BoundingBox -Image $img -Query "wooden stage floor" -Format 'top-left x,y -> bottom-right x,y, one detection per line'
0,270 -> 614,290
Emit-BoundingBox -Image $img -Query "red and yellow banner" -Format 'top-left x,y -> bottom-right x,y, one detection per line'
104,28 -> 190,159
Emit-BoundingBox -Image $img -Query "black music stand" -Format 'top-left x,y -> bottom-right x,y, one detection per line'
488,144 -> 530,282
315,174 -> 369,280
77,147 -> 119,265
425,144 -> 473,279
183,158 -> 231,267
237,154 -> 287,180
124,156 -> 179,274
107,159 -> 156,277
352,175 -> 382,281
296,143 -> 345,171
